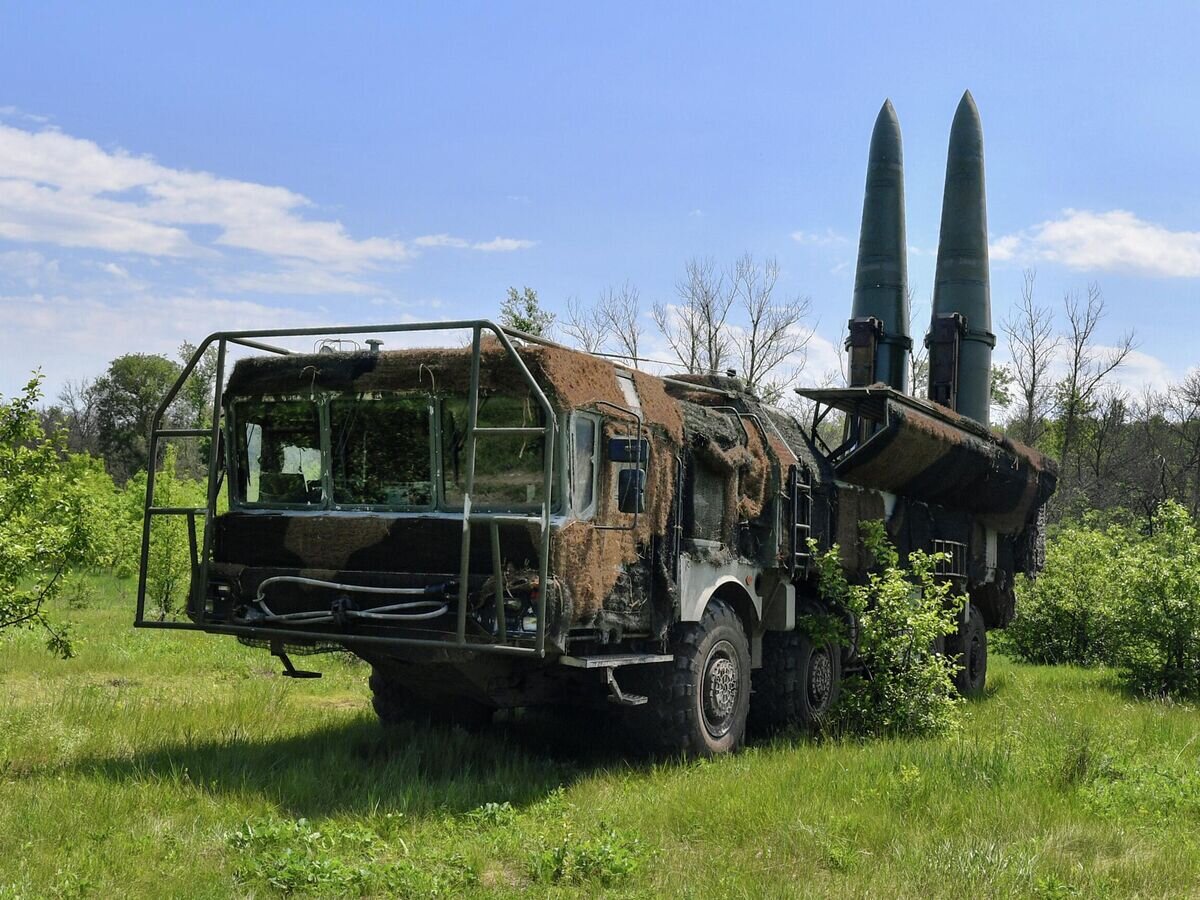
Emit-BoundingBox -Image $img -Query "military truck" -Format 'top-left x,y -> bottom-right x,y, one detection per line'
137,93 -> 1055,756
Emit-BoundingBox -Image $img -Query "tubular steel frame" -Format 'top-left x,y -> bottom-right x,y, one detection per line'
135,320 -> 558,657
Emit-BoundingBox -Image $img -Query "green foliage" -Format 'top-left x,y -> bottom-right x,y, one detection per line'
228,815 -> 476,896
0,374 -> 89,657
529,824 -> 645,887
991,363 -> 1014,409
811,520 -> 963,738
1006,501 -> 1200,700
9,577 -> 1200,896
125,445 -> 207,620
499,286 -> 554,336
92,352 -> 181,482
60,453 -> 131,572
1003,517 -> 1128,665
1108,501 -> 1200,698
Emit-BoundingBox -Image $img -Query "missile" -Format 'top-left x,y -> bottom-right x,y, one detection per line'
928,90 -> 995,425
848,99 -> 911,391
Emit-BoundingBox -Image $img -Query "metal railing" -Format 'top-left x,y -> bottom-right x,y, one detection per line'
135,320 -> 558,657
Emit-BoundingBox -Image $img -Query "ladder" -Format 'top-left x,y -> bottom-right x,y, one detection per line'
787,464 -> 813,578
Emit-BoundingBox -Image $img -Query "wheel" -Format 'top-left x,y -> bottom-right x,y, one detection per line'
627,599 -> 751,758
750,628 -> 842,734
947,603 -> 987,697
369,667 -> 494,729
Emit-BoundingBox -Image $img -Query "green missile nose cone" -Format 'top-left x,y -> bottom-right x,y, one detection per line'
933,90 -> 989,327
930,90 -> 994,425
851,99 -> 911,391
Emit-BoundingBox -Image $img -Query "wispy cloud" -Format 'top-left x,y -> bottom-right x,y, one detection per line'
414,233 -> 536,252
472,236 -> 537,252
991,209 -> 1200,278
791,228 -> 849,247
217,264 -> 379,296
0,122 -> 537,271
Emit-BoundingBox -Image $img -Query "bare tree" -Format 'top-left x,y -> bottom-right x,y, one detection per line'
1002,269 -> 1059,445
596,281 -> 644,368
908,286 -> 927,395
654,257 -> 733,375
57,378 -> 99,454
562,295 -> 604,354
1056,282 -> 1135,473
730,254 -> 812,398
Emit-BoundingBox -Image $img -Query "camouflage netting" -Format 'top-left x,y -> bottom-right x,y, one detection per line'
553,415 -> 676,622
835,398 -> 1056,532
225,340 -> 638,415
679,400 -> 779,536
224,341 -> 687,626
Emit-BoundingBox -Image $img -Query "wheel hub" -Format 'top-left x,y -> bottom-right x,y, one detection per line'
808,646 -> 833,709
701,640 -> 740,738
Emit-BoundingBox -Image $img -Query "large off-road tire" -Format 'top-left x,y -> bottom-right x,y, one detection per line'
750,628 -> 842,734
369,668 -> 494,729
628,599 -> 751,758
947,603 -> 987,697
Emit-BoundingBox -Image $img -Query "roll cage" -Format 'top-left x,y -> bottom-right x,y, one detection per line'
135,320 -> 561,657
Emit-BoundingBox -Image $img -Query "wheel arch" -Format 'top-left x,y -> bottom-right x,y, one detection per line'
707,579 -> 759,642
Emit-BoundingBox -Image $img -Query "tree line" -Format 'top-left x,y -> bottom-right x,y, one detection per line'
506,260 -> 1199,528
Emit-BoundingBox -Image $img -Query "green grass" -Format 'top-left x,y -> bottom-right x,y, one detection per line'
3,575 -> 1200,898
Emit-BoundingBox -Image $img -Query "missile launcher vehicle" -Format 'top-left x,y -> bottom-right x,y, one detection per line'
137,93 -> 1056,756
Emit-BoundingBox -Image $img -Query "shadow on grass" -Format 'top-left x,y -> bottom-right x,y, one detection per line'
72,706 -> 645,819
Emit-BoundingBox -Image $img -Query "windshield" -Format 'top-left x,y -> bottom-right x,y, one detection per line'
230,391 -> 547,512
441,394 -> 546,509
330,394 -> 432,507
236,399 -> 323,505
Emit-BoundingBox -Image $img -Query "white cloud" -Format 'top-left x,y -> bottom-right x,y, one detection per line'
0,122 -> 409,268
0,291 -> 325,395
413,233 -> 537,252
217,264 -> 378,296
791,228 -> 849,247
472,236 -> 537,252
991,209 -> 1200,277
1098,346 -> 1174,396
413,233 -> 470,249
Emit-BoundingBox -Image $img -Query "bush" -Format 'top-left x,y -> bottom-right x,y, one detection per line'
1109,501 -> 1200,698
0,375 -> 89,656
125,445 -> 207,620
1003,517 -> 1129,665
1003,501 -> 1200,701
811,521 -> 964,738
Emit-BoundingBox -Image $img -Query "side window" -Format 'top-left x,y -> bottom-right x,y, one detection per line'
571,413 -> 598,517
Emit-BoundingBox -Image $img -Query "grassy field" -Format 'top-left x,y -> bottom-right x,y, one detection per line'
3,575 -> 1200,898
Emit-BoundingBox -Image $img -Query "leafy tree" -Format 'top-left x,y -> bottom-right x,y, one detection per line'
990,363 -> 1014,411
500,286 -> 555,336
1002,516 -> 1128,665
811,521 -> 963,737
0,375 -> 87,656
1110,501 -> 1200,698
92,353 -> 181,482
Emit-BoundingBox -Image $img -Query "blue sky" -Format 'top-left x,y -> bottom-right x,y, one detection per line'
1,2 -> 1197,398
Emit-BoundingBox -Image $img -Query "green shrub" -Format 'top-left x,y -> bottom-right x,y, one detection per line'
60,453 -> 131,573
529,824 -> 644,887
124,445 -> 207,620
1109,501 -> 1200,698
1003,518 -> 1128,665
0,375 -> 89,656
811,521 -> 964,738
